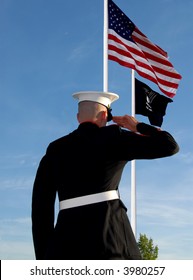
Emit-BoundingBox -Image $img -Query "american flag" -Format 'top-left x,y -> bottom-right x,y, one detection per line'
108,0 -> 182,98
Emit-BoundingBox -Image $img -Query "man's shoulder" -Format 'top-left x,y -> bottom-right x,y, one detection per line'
101,124 -> 121,134
47,130 -> 78,150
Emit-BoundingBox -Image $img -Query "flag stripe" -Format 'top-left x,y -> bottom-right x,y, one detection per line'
108,0 -> 182,97
108,29 -> 180,97
109,32 -> 159,72
108,32 -> 175,76
108,47 -> 177,97
109,53 -> 136,69
108,46 -> 179,89
109,50 -> 177,96
109,31 -> 179,80
132,30 -> 179,70
134,27 -> 168,58
108,40 -> 156,75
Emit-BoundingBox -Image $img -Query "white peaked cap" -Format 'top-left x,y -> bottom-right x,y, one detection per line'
72,91 -> 119,108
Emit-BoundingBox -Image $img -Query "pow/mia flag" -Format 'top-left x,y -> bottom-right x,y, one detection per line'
135,78 -> 173,127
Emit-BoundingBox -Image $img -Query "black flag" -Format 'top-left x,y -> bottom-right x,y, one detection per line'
135,78 -> 173,127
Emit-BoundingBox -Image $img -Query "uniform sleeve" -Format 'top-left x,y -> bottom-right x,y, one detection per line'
118,123 -> 179,160
31,146 -> 57,260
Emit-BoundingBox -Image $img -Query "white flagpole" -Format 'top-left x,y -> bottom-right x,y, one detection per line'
131,69 -> 137,237
103,0 -> 108,92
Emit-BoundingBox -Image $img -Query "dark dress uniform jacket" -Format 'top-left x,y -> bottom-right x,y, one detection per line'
32,122 -> 179,260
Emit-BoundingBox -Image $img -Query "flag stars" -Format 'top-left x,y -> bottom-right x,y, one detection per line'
109,2 -> 134,40
108,1 -> 135,41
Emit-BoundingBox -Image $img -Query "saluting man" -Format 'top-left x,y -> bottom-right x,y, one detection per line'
32,91 -> 179,260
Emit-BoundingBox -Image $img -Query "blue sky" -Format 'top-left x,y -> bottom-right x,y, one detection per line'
0,0 -> 193,260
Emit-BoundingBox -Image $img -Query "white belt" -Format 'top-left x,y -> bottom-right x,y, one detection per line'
59,190 -> 119,210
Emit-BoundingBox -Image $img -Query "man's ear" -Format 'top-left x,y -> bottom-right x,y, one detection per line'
101,110 -> 108,120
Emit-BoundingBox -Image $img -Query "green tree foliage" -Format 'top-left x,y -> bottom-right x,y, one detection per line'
137,233 -> 159,260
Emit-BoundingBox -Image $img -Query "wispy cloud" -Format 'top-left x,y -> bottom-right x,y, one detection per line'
138,200 -> 193,227
0,154 -> 38,170
0,177 -> 33,190
67,38 -> 96,63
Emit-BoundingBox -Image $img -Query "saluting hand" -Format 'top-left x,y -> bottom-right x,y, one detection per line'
112,115 -> 139,132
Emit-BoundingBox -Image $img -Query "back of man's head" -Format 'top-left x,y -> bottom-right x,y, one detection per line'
77,101 -> 108,127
